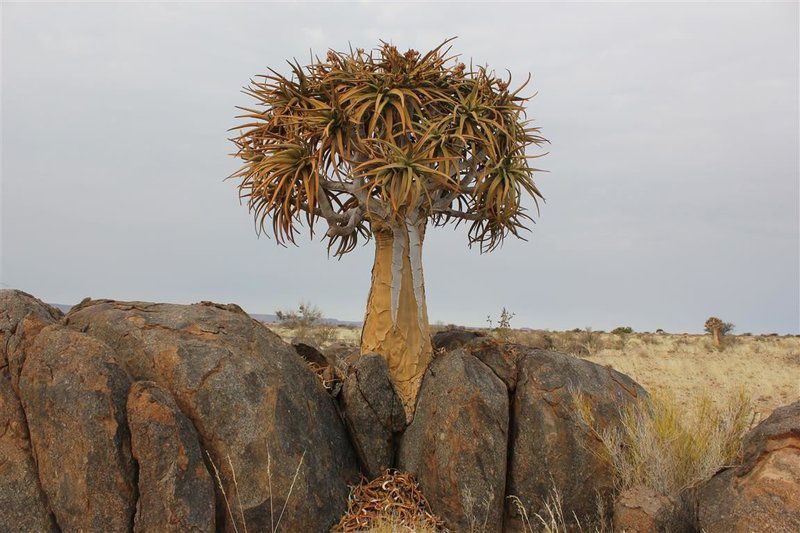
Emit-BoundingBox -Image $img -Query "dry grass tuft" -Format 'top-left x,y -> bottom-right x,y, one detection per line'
593,390 -> 754,495
206,449 -> 306,533
508,484 -> 609,533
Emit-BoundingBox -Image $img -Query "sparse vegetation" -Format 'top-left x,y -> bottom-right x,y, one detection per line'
508,485 -> 609,533
704,316 -> 734,348
206,449 -> 307,533
590,390 -> 753,495
487,308 -> 516,341
573,389 -> 754,529
272,320 -> 798,418
274,301 -> 337,347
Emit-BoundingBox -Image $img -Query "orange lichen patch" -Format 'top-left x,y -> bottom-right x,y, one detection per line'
183,323 -> 221,340
125,315 -> 146,328
332,470 -> 444,532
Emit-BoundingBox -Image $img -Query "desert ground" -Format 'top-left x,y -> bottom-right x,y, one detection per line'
269,323 -> 800,420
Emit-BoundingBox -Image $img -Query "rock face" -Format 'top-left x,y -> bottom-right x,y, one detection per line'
0,289 -> 63,391
340,354 -> 406,478
127,381 -> 215,532
467,338 -> 522,391
294,341 -> 331,367
1,289 -> 658,532
0,374 -> 56,532
0,290 -> 60,532
64,299 -> 358,532
506,347 -> 646,527
431,329 -> 485,352
19,325 -> 136,532
696,400 -> 800,533
398,349 -> 508,532
613,485 -> 675,533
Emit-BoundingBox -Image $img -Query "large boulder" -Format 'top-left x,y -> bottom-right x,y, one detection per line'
0,373 -> 56,532
0,289 -> 62,391
127,381 -> 215,532
431,329 -> 486,352
340,354 -> 406,478
696,400 -> 800,532
503,346 -> 647,528
19,325 -> 136,532
0,290 -> 60,532
467,337 -> 522,391
398,349 -> 508,532
64,299 -> 358,532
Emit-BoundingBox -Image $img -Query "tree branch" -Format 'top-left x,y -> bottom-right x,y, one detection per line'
431,208 -> 481,221
431,150 -> 487,211
325,207 -> 364,236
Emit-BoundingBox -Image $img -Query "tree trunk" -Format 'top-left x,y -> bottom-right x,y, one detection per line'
361,217 -> 432,417
712,329 -> 721,348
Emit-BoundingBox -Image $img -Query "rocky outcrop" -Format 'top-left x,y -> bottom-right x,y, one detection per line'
1,289 -> 661,532
398,349 -> 508,532
503,346 -> 647,528
0,289 -> 62,391
340,354 -> 406,478
431,329 -> 485,352
613,485 -> 676,533
0,290 -> 60,532
64,299 -> 358,532
293,341 -> 332,367
127,381 -> 215,532
696,400 -> 800,533
295,342 -> 343,395
0,373 -> 56,532
20,325 -> 136,532
467,338 -> 522,391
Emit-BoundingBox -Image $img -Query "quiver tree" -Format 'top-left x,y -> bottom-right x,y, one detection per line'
230,40 -> 547,413
704,316 -> 733,348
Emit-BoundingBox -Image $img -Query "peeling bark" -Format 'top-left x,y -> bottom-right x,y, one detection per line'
361,218 -> 432,416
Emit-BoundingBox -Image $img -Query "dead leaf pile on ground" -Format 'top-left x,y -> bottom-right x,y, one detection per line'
332,470 -> 445,532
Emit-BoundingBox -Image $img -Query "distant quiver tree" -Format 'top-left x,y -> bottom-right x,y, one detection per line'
230,39 -> 547,413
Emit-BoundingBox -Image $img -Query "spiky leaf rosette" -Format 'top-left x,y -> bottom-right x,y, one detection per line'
230,39 -> 547,255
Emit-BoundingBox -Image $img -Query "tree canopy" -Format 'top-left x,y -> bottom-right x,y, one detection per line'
230,39 -> 547,256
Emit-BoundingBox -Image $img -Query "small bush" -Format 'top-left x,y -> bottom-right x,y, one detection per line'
487,308 -> 515,341
612,327 -> 633,335
587,390 -> 753,495
275,301 -> 337,347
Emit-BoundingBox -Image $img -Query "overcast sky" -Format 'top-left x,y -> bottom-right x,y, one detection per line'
2,2 -> 798,333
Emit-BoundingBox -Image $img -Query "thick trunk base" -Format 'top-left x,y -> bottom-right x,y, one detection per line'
361,219 -> 432,417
